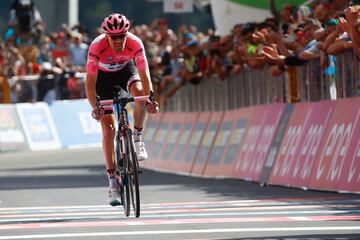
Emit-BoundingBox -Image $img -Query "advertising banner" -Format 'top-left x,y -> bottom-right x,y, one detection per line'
141,112 -> 163,168
181,112 -> 211,174
16,102 -> 61,151
50,100 -> 101,148
309,97 -> 360,192
146,112 -> 181,169
0,104 -> 28,151
259,104 -> 294,184
268,101 -> 335,189
190,112 -> 225,176
164,0 -> 193,13
232,104 -> 286,182
157,112 -> 187,170
168,112 -> 199,173
203,108 -> 252,177
147,116 -> 170,162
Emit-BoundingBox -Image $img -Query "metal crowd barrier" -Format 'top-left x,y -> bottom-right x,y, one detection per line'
163,67 -> 287,112
2,72 -> 86,103
163,50 -> 360,112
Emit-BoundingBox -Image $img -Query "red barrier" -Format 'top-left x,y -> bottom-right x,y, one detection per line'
167,112 -> 200,173
176,112 -> 211,174
146,112 -> 176,170
232,104 -> 286,182
140,112 -> 163,168
309,97 -> 360,192
159,112 -> 188,168
190,112 -> 225,176
203,108 -> 252,177
268,101 -> 336,188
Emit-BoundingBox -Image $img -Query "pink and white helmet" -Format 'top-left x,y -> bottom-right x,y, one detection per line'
101,13 -> 130,35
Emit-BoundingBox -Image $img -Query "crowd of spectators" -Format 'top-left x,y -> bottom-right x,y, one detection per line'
0,0 -> 90,104
1,0 -> 360,106
147,0 -> 360,104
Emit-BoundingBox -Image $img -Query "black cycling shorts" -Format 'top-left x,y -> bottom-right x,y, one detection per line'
96,60 -> 141,100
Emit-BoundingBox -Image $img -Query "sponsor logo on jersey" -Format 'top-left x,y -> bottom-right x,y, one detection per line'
89,52 -> 100,60
100,47 -> 108,54
134,48 -> 143,56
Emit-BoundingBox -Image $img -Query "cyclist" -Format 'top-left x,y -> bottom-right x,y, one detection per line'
85,13 -> 159,206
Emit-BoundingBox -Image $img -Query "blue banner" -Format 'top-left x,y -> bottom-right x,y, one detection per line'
16,102 -> 61,151
0,104 -> 28,152
50,99 -> 101,148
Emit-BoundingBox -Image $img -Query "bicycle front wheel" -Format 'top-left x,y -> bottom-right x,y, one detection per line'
126,129 -> 140,218
116,136 -> 130,217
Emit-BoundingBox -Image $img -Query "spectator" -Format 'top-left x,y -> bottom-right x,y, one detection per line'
37,62 -> 56,104
66,72 -> 81,99
51,32 -> 69,65
342,1 -> 360,58
183,40 -> 207,84
159,47 -> 186,94
8,0 -> 44,43
68,32 -> 88,72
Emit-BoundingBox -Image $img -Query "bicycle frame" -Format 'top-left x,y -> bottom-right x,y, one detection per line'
99,89 -> 150,218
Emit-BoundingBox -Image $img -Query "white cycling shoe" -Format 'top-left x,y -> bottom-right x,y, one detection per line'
135,141 -> 148,161
108,187 -> 121,206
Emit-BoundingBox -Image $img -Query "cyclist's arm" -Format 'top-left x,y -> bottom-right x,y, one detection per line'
85,44 -> 100,109
85,73 -> 98,109
138,66 -> 153,96
133,40 -> 154,95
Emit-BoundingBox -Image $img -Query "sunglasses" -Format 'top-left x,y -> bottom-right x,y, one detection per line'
109,34 -> 126,40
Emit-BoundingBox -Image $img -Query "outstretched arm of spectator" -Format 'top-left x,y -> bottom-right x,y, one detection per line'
344,6 -> 360,58
260,46 -> 286,65
323,27 -> 342,52
298,48 -> 320,61
268,0 -> 280,22
211,55 -> 228,80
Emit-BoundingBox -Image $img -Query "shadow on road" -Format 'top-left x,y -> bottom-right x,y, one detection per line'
213,234 -> 360,240
0,163 -> 358,201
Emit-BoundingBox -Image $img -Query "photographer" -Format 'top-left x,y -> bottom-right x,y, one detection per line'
8,0 -> 44,43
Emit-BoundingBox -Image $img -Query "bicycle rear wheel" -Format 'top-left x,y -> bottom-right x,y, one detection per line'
126,129 -> 140,218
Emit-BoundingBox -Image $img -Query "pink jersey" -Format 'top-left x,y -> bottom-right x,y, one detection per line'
86,32 -> 148,75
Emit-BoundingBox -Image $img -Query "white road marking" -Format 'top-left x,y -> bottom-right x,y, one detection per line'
0,226 -> 360,239
1,209 -> 360,223
1,196 -> 355,212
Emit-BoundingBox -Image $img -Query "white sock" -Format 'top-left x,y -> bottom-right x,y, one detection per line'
107,170 -> 118,188
134,127 -> 143,142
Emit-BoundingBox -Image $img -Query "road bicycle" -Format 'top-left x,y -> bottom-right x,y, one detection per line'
96,87 -> 154,218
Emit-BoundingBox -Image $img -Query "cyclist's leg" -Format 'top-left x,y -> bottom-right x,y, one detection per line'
96,70 -> 121,205
124,61 -> 145,135
129,81 -> 146,134
99,115 -> 116,172
122,61 -> 147,160
96,70 -> 118,173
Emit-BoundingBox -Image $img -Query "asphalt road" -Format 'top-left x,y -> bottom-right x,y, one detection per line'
0,148 -> 360,240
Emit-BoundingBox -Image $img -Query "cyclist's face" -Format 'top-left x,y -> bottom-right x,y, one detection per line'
108,34 -> 127,52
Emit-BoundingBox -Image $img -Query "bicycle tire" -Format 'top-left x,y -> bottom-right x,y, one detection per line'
115,136 -> 130,217
126,129 -> 140,218
123,148 -> 131,217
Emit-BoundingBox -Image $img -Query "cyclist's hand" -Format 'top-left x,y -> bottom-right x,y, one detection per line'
91,106 -> 104,120
146,100 -> 159,114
